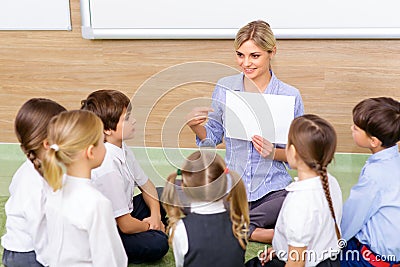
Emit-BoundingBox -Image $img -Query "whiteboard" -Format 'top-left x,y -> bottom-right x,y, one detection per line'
81,0 -> 400,39
0,0 -> 71,30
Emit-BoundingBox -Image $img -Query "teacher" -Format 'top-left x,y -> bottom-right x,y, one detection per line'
186,20 -> 304,243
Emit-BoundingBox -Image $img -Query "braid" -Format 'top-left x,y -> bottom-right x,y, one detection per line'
27,150 -> 43,176
315,164 -> 341,240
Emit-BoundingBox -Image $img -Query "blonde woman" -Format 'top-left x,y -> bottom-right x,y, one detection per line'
162,150 -> 249,267
186,20 -> 304,243
42,110 -> 127,267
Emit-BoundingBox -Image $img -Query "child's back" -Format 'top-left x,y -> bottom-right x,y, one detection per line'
46,175 -> 125,266
162,151 -> 249,267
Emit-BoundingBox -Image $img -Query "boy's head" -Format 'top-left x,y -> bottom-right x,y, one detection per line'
352,97 -> 400,148
81,90 -> 130,132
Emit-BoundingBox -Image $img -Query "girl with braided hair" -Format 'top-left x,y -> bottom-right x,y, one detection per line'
247,114 -> 342,267
162,150 -> 249,267
2,98 -> 66,267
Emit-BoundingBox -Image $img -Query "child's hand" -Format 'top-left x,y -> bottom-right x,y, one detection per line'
143,215 -> 164,232
252,135 -> 273,158
259,246 -> 275,266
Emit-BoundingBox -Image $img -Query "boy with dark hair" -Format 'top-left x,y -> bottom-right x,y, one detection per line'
81,89 -> 168,264
341,97 -> 400,267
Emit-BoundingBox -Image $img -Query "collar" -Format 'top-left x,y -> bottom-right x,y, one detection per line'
64,174 -> 91,184
367,145 -> 399,164
105,142 -> 126,163
190,199 -> 226,214
285,176 -> 322,192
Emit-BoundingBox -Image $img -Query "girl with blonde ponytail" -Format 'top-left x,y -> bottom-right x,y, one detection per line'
41,110 -> 127,267
2,98 -> 65,267
162,150 -> 249,267
247,114 -> 342,267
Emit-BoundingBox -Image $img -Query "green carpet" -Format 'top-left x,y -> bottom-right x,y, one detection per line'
0,144 -> 369,266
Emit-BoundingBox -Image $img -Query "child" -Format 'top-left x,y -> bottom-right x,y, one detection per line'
340,97 -> 400,267
42,109 -> 127,266
81,89 -> 169,264
247,114 -> 342,267
162,150 -> 250,267
1,98 -> 66,267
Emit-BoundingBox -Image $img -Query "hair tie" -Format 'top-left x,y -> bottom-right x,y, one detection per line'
177,169 -> 182,176
224,168 -> 229,174
50,144 -> 59,152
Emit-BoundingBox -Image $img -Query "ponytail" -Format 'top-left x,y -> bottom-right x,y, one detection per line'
161,172 -> 184,246
226,171 -> 249,249
315,164 -> 341,240
42,148 -> 63,191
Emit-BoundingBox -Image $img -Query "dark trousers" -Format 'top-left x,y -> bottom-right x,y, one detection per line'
248,189 -> 288,235
340,237 -> 400,267
2,249 -> 44,267
118,187 -> 169,264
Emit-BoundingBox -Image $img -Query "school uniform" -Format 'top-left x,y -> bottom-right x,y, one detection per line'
172,200 -> 245,267
91,142 -> 168,264
45,175 -> 127,267
196,72 -> 304,234
272,174 -> 342,267
1,159 -> 49,266
341,145 -> 400,267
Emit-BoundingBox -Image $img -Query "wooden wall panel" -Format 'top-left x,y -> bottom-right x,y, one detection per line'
1,0 -> 399,153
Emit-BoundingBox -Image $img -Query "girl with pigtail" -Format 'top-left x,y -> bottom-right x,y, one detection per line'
247,114 -> 342,267
2,98 -> 66,267
162,150 -> 249,267
41,110 -> 127,267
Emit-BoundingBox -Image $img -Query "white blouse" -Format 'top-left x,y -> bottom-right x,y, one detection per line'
272,174 -> 342,267
45,175 -> 127,267
1,159 -> 49,265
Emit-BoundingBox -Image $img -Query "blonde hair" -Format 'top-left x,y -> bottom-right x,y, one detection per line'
42,110 -> 104,191
234,20 -> 276,52
161,151 -> 249,249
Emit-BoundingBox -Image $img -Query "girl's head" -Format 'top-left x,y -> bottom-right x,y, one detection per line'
43,110 -> 105,191
234,20 -> 276,53
15,98 -> 66,175
287,114 -> 337,172
162,150 -> 249,249
287,114 -> 340,239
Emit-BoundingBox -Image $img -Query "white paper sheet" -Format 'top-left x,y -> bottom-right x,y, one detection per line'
225,91 -> 295,144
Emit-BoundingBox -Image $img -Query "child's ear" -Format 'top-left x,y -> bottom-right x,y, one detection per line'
104,129 -> 112,136
86,145 -> 95,160
369,136 -> 383,148
42,139 -> 50,150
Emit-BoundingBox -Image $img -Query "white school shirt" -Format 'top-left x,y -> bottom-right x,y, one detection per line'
1,159 -> 49,265
272,174 -> 342,267
172,200 -> 226,267
45,175 -> 127,267
91,142 -> 148,218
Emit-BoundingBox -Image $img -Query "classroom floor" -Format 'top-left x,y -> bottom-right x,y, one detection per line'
0,144 -> 369,266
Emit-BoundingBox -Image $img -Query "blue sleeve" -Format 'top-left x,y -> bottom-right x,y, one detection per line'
341,174 -> 379,241
195,84 -> 225,147
294,91 -> 304,118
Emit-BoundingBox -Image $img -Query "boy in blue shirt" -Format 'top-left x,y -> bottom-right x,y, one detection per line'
341,97 -> 400,267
